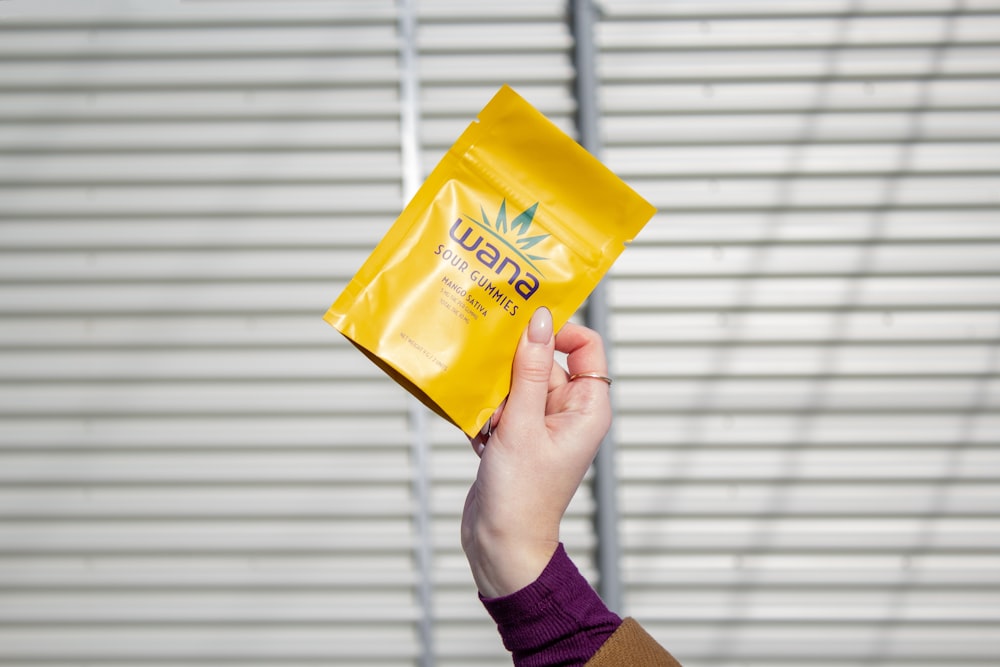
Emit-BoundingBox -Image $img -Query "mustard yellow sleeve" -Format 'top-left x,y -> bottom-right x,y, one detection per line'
585,617 -> 683,667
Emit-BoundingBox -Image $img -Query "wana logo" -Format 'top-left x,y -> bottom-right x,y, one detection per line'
448,199 -> 549,300
447,199 -> 550,300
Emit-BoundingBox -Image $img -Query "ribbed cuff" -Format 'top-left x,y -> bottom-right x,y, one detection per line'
480,544 -> 622,667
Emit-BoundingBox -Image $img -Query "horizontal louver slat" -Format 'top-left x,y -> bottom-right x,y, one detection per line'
600,1 -> 1000,664
0,1 -> 427,665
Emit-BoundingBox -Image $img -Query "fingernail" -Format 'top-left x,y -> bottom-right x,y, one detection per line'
528,307 -> 552,344
476,442 -> 485,456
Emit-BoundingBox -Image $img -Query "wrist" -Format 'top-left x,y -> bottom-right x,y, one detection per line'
463,529 -> 558,599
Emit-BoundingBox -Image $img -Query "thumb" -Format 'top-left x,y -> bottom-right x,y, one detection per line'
502,307 -> 555,432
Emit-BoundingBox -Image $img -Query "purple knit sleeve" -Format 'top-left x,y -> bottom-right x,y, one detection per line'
479,543 -> 622,667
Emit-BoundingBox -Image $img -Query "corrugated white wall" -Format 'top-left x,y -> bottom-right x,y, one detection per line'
598,1 -> 1000,665
0,1 -> 578,665
0,1 -> 426,664
1,1 -> 998,666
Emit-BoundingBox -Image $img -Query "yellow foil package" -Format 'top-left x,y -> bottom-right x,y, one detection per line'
324,85 -> 655,437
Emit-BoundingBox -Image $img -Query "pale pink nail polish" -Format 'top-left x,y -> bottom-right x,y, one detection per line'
528,307 -> 552,344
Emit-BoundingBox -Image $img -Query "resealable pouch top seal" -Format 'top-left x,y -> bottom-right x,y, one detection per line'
324,85 -> 655,437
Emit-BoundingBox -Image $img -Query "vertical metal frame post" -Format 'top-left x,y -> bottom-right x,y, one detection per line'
397,1 -> 436,665
570,0 -> 623,613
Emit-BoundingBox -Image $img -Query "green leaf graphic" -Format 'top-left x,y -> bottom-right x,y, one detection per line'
516,233 -> 548,251
495,200 -> 508,234
509,202 -> 538,236
464,199 -> 551,276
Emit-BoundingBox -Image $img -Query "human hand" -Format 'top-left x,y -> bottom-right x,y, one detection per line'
461,306 -> 612,598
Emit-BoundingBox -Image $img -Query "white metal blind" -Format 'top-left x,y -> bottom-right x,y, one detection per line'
0,1 -> 592,666
0,1 -> 426,664
598,1 -> 1000,665
7,1 -> 998,666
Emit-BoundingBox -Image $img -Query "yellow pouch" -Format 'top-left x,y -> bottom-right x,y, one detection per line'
324,85 -> 655,437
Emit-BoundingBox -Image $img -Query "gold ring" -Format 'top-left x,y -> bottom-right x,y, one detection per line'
568,371 -> 613,386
